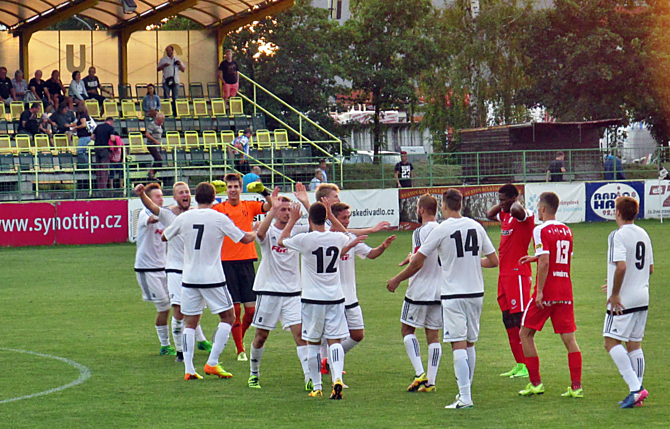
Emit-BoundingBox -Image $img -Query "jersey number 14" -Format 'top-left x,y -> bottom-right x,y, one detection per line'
450,229 -> 479,258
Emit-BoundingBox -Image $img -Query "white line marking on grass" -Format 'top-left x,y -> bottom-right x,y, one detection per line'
0,348 -> 91,404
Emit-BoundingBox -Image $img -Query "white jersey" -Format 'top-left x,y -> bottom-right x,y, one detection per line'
406,221 -> 441,302
134,209 -> 166,270
418,217 -> 495,297
339,231 -> 372,306
157,207 -> 185,271
163,208 -> 245,287
253,223 -> 310,294
607,223 -> 653,310
282,230 -> 350,302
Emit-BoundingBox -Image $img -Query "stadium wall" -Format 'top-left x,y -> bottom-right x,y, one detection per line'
1,180 -> 665,247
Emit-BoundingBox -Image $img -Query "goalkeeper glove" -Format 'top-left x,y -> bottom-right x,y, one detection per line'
212,180 -> 227,194
247,181 -> 270,197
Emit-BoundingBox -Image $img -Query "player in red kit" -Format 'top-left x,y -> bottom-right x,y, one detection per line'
517,192 -> 583,398
487,184 -> 534,378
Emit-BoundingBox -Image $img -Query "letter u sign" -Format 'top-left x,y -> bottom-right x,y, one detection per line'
66,44 -> 86,73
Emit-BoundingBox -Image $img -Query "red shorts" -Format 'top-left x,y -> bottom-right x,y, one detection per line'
223,82 -> 239,99
522,301 -> 576,334
497,275 -> 531,314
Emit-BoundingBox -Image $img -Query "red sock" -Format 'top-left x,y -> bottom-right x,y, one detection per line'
525,356 -> 541,385
231,303 -> 244,354
241,307 -> 255,338
506,327 -> 525,364
568,351 -> 582,390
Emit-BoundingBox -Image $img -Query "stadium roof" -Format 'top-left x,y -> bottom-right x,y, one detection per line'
2,0 -> 291,32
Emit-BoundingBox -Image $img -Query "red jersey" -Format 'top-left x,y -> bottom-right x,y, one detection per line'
532,220 -> 573,302
498,209 -> 534,277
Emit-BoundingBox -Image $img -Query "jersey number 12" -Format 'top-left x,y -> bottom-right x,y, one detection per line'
312,246 -> 339,273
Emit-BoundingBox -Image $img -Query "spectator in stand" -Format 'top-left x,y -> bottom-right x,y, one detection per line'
157,45 -> 185,112
69,70 -> 87,108
45,70 -> 72,111
17,103 -> 40,136
546,151 -> 566,182
91,117 -> 116,190
51,104 -> 77,141
242,166 -> 262,192
0,67 -> 16,106
28,70 -> 50,107
604,152 -> 626,181
394,151 -> 414,188
145,112 -> 165,181
83,66 -> 109,108
231,128 -> 252,174
142,83 -> 161,119
309,168 -> 324,191
318,158 -> 328,183
38,114 -> 54,145
218,49 -> 239,101
11,70 -> 28,103
75,104 -> 93,164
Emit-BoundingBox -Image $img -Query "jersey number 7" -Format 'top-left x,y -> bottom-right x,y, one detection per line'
193,224 -> 204,250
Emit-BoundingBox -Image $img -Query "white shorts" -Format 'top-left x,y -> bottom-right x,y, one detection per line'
400,298 -> 442,330
180,286 -> 234,316
345,303 -> 365,330
442,296 -> 483,343
301,301 -> 349,343
136,270 -> 170,312
603,309 -> 648,342
166,270 -> 182,306
252,293 -> 301,331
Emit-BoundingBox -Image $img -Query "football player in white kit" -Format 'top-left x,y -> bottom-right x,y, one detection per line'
279,200 -> 355,400
133,183 -> 174,356
134,182 -> 212,363
163,182 -> 257,380
602,196 -> 654,408
387,194 -> 443,393
388,189 -> 498,409
247,195 -> 312,390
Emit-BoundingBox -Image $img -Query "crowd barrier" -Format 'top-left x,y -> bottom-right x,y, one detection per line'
1,179 -> 665,247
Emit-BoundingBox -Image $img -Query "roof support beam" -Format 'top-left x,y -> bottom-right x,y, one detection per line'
12,0 -> 99,72
214,0 -> 294,36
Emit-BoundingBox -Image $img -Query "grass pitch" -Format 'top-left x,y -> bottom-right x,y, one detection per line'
1,220 -> 669,428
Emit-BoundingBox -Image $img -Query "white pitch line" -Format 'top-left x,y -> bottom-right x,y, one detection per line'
0,348 -> 91,404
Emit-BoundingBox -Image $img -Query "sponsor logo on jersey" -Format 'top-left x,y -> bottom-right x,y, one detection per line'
341,254 -> 351,261
501,229 -> 512,236
591,183 -> 640,220
553,271 -> 569,278
535,243 -> 542,250
271,245 -> 287,253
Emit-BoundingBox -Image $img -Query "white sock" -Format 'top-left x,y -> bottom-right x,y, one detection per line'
609,345 -> 641,392
195,324 -> 207,342
172,317 -> 184,352
453,349 -> 471,404
628,349 -> 645,385
341,337 -> 359,354
206,322 -> 232,367
466,345 -> 476,384
427,343 -> 442,386
308,344 -> 322,391
250,345 -> 264,376
183,328 -> 196,374
329,343 -> 345,383
297,345 -> 310,383
156,324 -> 170,347
320,339 -> 328,366
403,334 -> 425,376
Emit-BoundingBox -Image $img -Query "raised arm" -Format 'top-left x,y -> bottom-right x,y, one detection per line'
239,230 -> 257,244
348,221 -> 392,237
341,235 -> 368,256
278,202 -> 301,247
486,204 -> 502,221
293,182 -> 310,211
261,187 -> 279,212
322,197 -> 346,233
256,196 -> 278,242
134,184 -> 161,216
367,235 -> 396,259
510,201 -> 527,221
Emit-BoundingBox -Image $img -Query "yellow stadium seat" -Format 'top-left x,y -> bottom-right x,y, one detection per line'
192,99 -> 208,117
103,100 -> 120,118
273,129 -> 289,148
128,132 -> 148,154
14,134 -> 33,154
85,99 -> 101,119
33,134 -> 51,152
211,98 -> 226,116
184,130 -> 200,150
255,130 -> 272,149
0,135 -> 12,154
220,130 -> 235,151
160,99 -> 173,117
53,134 -> 71,153
229,97 -> 244,116
175,100 -> 190,118
10,102 -> 25,121
202,130 -> 218,149
165,131 -> 182,151
121,100 -> 138,118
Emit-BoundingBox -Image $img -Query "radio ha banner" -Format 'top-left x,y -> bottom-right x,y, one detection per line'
585,181 -> 645,222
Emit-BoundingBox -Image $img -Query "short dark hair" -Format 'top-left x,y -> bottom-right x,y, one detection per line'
539,192 -> 559,214
59,104 -> 68,112
499,184 -> 519,199
147,83 -> 154,89
0,67 -> 6,72
331,202 -> 350,217
145,182 -> 162,197
318,159 -> 326,164
442,188 -> 462,211
224,172 -> 242,185
418,194 -> 437,215
30,103 -> 40,110
105,117 -> 114,122
616,196 -> 639,221
195,182 -> 216,204
244,128 -> 252,135
309,202 -> 327,225
556,151 -> 565,158
72,70 -> 80,80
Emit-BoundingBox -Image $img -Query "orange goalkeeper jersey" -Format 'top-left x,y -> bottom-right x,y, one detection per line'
212,199 -> 266,261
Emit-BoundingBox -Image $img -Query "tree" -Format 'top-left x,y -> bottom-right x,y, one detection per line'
343,0 -> 435,159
